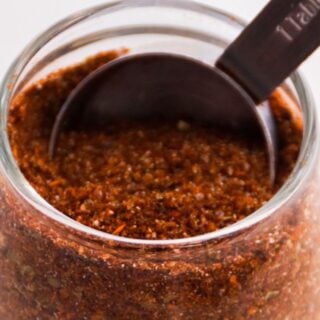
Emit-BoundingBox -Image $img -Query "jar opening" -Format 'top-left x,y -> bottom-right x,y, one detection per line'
0,1 -> 318,247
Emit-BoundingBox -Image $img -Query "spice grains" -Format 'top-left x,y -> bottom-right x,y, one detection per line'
9,52 -> 302,240
0,51 -> 320,319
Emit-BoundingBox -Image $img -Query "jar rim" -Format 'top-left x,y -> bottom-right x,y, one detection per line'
0,0 -> 318,247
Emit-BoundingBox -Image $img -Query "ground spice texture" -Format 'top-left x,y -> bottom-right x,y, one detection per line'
8,51 -> 302,240
1,51 -> 320,320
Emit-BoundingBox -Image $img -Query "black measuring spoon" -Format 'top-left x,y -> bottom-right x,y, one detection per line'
49,0 -> 320,183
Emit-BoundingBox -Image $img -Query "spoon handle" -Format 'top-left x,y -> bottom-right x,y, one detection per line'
217,0 -> 320,103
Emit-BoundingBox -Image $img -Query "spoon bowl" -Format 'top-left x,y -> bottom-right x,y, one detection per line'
49,53 -> 277,182
49,0 -> 320,184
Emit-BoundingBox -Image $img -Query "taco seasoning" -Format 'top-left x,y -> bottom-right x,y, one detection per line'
0,50 -> 320,319
8,53 -> 301,240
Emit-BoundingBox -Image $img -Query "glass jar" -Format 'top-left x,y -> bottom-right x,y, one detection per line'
0,1 -> 319,319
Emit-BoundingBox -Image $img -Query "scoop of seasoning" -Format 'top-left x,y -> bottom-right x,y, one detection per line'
8,51 -> 303,240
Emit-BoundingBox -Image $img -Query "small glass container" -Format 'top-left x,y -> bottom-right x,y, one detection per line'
0,1 -> 319,319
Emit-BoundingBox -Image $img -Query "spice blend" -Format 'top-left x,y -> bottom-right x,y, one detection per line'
9,53 -> 302,240
1,51 -> 320,320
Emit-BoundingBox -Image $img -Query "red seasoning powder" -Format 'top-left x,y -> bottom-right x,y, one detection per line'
2,51 -> 318,320
8,52 -> 302,240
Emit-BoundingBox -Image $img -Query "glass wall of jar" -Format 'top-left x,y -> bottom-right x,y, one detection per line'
0,1 -> 319,319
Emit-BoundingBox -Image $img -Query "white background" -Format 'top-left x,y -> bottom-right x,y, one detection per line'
0,0 -> 319,102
